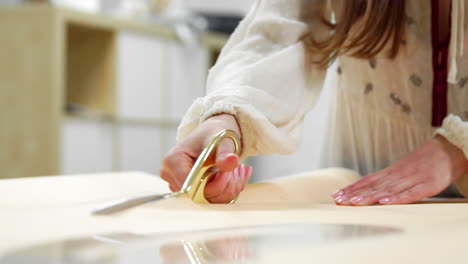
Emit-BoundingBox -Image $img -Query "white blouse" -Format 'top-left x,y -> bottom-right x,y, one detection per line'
177,0 -> 468,194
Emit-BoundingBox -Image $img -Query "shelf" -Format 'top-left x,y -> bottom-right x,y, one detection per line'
64,113 -> 180,128
9,3 -> 229,51
117,117 -> 180,128
201,32 -> 229,51
58,5 -> 229,51
66,24 -> 116,114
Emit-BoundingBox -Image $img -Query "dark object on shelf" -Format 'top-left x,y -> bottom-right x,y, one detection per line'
64,103 -> 113,121
196,13 -> 243,34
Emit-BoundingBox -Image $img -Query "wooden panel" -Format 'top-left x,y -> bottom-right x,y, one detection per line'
66,24 -> 116,114
0,6 -> 64,178
59,6 -> 177,40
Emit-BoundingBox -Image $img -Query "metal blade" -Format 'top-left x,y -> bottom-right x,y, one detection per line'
92,191 -> 183,215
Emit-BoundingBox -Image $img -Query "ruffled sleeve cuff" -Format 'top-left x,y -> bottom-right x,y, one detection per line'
434,114 -> 468,196
176,92 -> 306,160
176,98 -> 251,160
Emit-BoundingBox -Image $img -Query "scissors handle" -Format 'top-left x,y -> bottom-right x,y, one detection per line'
91,130 -> 242,215
182,130 -> 242,203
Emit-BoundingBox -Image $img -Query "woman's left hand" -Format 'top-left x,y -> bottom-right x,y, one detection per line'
333,136 -> 468,206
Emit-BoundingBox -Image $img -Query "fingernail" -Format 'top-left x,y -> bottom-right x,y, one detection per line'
350,196 -> 363,205
333,190 -> 344,197
239,164 -> 245,173
233,167 -> 239,178
335,195 -> 346,203
379,198 -> 391,205
242,165 -> 248,178
247,167 -> 253,177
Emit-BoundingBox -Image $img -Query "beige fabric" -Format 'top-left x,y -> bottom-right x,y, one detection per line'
177,1 -> 468,192
2,170 -> 468,257
262,225 -> 468,263
455,172 -> 468,196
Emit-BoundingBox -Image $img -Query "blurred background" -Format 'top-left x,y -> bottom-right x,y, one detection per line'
0,0 -> 331,182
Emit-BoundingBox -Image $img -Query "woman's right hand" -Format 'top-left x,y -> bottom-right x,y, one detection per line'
160,114 -> 252,203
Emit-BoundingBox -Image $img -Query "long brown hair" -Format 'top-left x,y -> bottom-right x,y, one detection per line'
302,0 -> 406,68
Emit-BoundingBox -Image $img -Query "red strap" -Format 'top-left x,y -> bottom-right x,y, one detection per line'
431,0 -> 450,127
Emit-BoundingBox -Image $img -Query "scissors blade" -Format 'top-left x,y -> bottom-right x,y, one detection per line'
92,191 -> 183,215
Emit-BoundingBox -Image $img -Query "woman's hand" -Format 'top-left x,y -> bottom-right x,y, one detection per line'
333,136 -> 468,206
160,114 -> 252,203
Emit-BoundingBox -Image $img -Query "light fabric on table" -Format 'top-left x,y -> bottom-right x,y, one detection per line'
2,171 -> 468,256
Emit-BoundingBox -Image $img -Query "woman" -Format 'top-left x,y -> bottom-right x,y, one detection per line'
160,0 -> 468,206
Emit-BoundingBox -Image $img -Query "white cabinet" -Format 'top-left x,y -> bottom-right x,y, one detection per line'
169,43 -> 208,120
115,31 -> 182,174
61,30 -> 212,176
117,31 -> 210,121
113,32 -> 209,174
117,31 -> 168,120
61,119 -> 114,174
118,125 -> 162,174
118,125 -> 179,174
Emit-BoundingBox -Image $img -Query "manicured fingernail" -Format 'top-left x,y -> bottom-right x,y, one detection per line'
335,195 -> 346,203
333,190 -> 344,197
379,198 -> 391,205
350,196 -> 363,205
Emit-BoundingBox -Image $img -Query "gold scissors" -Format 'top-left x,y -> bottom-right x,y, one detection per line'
92,130 -> 241,215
